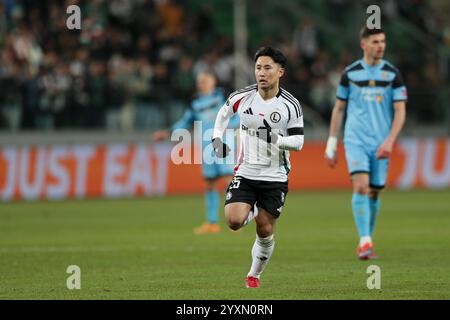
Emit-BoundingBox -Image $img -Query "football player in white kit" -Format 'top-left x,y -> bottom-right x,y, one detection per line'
212,46 -> 305,288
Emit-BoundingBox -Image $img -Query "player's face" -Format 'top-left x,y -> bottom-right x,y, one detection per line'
255,56 -> 284,90
196,72 -> 216,95
361,33 -> 386,60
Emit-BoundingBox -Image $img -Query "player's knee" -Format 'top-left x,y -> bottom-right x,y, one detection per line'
226,217 -> 243,231
257,229 -> 273,238
353,183 -> 369,195
256,224 -> 274,238
228,223 -> 242,231
369,190 -> 381,199
205,179 -> 216,192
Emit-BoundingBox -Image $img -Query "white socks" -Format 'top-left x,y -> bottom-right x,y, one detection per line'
243,204 -> 259,226
247,234 -> 275,279
360,236 -> 372,246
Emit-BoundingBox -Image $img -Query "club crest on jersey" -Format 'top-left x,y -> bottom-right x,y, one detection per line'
270,112 -> 281,123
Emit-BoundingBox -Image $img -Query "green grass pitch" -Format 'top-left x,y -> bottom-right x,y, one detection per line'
0,189 -> 449,299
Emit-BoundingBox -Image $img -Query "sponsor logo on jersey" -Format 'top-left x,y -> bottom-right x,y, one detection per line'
381,71 -> 390,80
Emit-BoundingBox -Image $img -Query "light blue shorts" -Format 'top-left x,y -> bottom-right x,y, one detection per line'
201,142 -> 235,180
202,162 -> 235,180
344,143 -> 389,189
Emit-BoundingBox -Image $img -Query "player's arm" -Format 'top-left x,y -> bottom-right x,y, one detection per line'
151,108 -> 194,141
325,69 -> 349,168
277,115 -> 304,151
325,99 -> 347,167
376,70 -> 408,159
376,101 -> 406,159
212,96 -> 236,158
257,99 -> 304,151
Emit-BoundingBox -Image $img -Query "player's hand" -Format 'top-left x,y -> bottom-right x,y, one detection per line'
325,153 -> 338,168
376,139 -> 394,159
151,130 -> 170,142
212,137 -> 231,158
257,119 -> 279,144
325,136 -> 338,168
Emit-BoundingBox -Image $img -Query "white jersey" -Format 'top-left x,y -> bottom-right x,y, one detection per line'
213,84 -> 304,182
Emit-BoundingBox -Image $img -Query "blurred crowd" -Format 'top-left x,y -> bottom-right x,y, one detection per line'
0,0 -> 449,131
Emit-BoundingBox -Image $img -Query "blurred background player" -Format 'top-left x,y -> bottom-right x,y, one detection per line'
212,47 -> 304,288
325,27 -> 407,260
152,70 -> 239,234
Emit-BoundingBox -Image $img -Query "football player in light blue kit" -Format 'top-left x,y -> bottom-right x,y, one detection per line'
152,70 -> 239,234
325,27 -> 407,259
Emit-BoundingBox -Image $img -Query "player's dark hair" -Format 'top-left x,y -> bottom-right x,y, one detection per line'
254,46 -> 287,68
360,26 -> 385,39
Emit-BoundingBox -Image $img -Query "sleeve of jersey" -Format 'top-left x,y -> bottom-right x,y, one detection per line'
227,112 -> 241,129
392,71 -> 408,102
170,108 -> 194,131
336,71 -> 349,101
277,107 -> 304,151
212,95 -> 236,139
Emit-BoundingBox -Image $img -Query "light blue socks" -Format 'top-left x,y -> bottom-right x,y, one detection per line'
205,190 -> 219,224
369,198 -> 381,236
352,193 -> 371,238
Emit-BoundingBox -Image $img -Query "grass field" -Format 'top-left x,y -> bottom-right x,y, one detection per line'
0,189 -> 449,300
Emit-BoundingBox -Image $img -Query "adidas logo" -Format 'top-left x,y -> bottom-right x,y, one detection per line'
243,108 -> 253,115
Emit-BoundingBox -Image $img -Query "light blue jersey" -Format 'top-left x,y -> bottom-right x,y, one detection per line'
336,59 -> 407,188
171,88 -> 239,179
337,59 -> 408,148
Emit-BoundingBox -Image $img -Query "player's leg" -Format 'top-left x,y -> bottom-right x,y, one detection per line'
351,173 -> 371,241
194,163 -> 221,234
351,173 -> 376,259
221,174 -> 258,229
217,162 -> 240,225
369,189 -> 381,236
224,202 -> 253,230
246,208 -> 277,288
345,144 -> 373,258
205,178 -> 220,224
224,176 -> 257,231
368,155 -> 389,237
245,180 -> 287,288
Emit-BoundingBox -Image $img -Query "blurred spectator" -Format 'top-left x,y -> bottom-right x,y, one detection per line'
0,48 -> 23,130
174,55 -> 195,101
36,58 -> 71,129
292,18 -> 319,68
105,58 -> 126,130
86,60 -> 107,128
0,0 -> 448,132
156,0 -> 184,39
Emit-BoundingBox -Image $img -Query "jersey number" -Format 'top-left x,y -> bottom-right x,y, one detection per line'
229,177 -> 241,189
